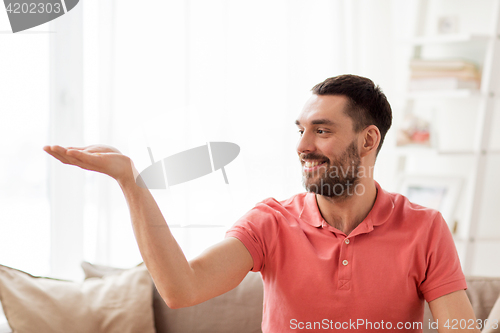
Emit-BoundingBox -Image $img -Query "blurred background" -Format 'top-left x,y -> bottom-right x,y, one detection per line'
1,0 -> 499,281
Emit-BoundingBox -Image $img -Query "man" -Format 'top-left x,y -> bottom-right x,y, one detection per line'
44,75 -> 479,332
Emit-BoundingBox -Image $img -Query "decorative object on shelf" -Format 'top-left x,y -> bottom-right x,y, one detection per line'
396,112 -> 432,147
409,59 -> 481,91
398,175 -> 462,233
437,16 -> 459,34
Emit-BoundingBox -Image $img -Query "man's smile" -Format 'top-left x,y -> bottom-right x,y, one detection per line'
302,159 -> 328,172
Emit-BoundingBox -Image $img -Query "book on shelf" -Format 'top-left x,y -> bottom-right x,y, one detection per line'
409,58 -> 481,91
409,78 -> 479,91
410,69 -> 480,80
410,59 -> 478,71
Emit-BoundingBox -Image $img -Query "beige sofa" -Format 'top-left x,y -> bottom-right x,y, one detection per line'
154,274 -> 500,333
1,273 -> 499,333
423,277 -> 500,333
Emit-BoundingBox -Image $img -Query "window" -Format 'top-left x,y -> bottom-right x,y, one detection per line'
0,17 -> 51,276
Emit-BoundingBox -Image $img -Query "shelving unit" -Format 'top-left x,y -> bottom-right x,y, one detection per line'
404,33 -> 491,45
405,89 -> 483,98
395,0 -> 500,275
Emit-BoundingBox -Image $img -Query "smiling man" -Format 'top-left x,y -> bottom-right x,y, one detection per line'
44,74 -> 479,333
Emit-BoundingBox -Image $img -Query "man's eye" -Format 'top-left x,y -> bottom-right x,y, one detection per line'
317,129 -> 327,134
297,130 -> 304,135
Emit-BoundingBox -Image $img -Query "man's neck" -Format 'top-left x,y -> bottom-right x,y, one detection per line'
315,179 -> 377,236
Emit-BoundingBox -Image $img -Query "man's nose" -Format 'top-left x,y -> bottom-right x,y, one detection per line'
296,131 -> 316,154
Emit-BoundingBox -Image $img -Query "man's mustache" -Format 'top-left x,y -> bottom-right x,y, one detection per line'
299,154 -> 329,162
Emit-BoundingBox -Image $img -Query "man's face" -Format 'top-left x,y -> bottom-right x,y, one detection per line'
295,94 -> 362,199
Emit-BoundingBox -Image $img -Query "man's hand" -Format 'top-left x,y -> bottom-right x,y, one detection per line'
43,145 -> 136,184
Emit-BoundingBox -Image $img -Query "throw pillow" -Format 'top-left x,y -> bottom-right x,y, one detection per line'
482,295 -> 500,333
81,261 -> 168,332
0,263 -> 156,333
81,261 -> 129,278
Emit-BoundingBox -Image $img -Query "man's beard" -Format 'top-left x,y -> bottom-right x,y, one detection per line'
301,140 -> 361,200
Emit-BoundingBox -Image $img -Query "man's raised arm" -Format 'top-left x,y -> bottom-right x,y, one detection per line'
43,145 -> 254,308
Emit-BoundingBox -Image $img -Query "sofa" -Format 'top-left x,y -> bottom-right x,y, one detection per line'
423,277 -> 500,333
1,267 -> 500,333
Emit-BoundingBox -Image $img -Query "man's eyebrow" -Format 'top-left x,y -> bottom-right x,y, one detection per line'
295,119 -> 336,126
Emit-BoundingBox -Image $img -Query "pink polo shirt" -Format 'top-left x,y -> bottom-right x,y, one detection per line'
225,180 -> 466,332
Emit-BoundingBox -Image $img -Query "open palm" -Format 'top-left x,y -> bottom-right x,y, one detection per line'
43,144 -> 135,183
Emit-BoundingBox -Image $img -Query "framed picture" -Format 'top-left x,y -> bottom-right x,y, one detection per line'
437,16 -> 459,34
398,175 -> 462,232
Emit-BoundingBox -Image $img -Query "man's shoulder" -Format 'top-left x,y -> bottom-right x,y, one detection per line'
228,193 -> 309,234
256,192 -> 309,213
260,192 -> 308,204
240,193 -> 310,225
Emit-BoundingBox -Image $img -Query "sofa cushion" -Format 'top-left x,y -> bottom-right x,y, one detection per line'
481,293 -> 500,333
82,261 -> 264,333
423,276 -> 500,333
155,272 -> 263,333
0,302 -> 12,333
0,263 -> 156,333
465,277 -> 500,322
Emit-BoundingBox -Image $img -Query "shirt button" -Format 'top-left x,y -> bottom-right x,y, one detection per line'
342,260 -> 348,266
345,239 -> 350,245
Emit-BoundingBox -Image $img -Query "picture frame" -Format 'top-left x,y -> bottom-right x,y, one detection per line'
397,175 -> 462,233
437,16 -> 459,34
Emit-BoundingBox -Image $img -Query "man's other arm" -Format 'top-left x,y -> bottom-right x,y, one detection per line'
429,290 -> 481,333
43,145 -> 254,309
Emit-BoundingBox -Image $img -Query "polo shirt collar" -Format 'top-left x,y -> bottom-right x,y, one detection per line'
298,180 -> 395,235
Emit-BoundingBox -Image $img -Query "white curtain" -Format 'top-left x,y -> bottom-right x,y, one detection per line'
0,25 -> 51,276
41,0 -> 401,279
57,0 -> 402,272
78,0 -> 353,269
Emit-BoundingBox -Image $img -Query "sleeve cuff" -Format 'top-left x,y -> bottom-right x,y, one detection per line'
423,278 -> 468,303
225,229 -> 263,272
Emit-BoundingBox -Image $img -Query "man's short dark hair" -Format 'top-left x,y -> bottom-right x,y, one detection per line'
311,74 -> 392,156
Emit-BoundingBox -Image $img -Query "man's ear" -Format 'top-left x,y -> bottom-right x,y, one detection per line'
359,125 -> 380,158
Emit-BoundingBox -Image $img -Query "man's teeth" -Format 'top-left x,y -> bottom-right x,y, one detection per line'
304,161 -> 325,167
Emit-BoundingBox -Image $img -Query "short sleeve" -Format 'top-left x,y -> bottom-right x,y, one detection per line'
419,212 -> 467,302
225,200 -> 280,272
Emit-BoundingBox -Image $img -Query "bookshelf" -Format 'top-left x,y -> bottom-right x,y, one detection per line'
395,0 -> 500,275
405,89 -> 483,99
